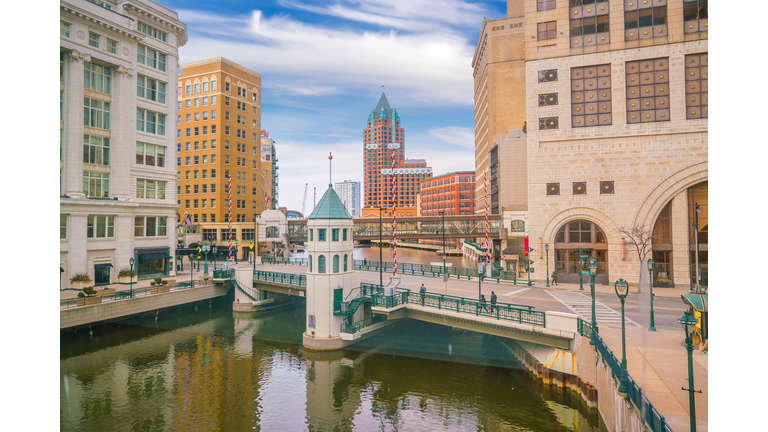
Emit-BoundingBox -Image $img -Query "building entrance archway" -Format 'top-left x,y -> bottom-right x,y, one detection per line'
554,219 -> 609,284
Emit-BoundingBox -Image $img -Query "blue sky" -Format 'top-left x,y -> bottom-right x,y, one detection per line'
164,0 -> 507,212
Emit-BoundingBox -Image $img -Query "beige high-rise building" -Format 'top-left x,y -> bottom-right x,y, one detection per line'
60,0 -> 186,285
471,1 -> 528,218
518,0 -> 707,288
176,58 -> 264,259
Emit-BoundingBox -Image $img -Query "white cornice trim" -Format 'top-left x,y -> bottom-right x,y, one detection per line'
122,2 -> 188,46
61,4 -> 142,41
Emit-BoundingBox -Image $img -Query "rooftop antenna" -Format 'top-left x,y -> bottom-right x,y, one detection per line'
328,152 -> 333,186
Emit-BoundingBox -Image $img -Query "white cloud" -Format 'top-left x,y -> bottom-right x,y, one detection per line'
429,126 -> 475,148
177,9 -> 475,105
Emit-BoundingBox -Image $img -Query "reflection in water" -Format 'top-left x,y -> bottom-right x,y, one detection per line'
60,301 -> 604,431
293,245 -> 476,268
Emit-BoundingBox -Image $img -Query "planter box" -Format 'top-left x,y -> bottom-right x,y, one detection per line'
77,296 -> 102,306
71,281 -> 93,290
118,276 -> 134,284
98,288 -> 116,297
655,282 -> 672,288
150,285 -> 170,294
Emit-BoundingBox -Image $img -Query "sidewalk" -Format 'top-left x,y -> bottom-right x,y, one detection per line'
525,280 -> 693,299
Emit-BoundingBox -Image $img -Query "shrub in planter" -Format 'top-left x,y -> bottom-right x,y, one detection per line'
77,286 -> 102,305
151,277 -> 170,294
117,269 -> 135,278
71,273 -> 92,283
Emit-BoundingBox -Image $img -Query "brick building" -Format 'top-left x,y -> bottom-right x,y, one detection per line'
361,93 -> 432,218
176,57 -> 265,259
419,171 -> 476,217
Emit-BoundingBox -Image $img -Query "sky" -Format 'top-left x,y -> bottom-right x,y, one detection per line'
163,0 -> 508,212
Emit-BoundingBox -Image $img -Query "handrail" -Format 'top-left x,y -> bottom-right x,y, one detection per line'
230,274 -> 259,302
253,270 -> 306,287
59,279 -> 214,309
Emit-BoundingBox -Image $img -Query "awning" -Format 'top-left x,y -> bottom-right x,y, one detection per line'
681,292 -> 708,313
139,252 -> 172,260
60,267 -> 64,273
95,263 -> 113,268
502,247 -> 520,255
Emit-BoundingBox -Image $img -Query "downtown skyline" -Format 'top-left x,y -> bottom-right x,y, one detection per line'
161,0 -> 507,211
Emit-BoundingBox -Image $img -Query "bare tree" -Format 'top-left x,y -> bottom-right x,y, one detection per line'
619,225 -> 656,293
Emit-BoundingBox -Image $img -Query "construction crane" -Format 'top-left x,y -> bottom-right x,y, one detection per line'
301,183 -> 308,216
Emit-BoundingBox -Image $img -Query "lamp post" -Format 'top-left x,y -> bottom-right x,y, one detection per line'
253,213 -> 257,275
648,258 -> 657,332
379,207 -> 384,289
478,259 -> 483,300
589,256 -> 598,345
212,243 -> 217,271
441,210 -> 447,295
578,247 -> 584,291
693,202 -> 701,291
202,242 -> 210,277
189,252 -> 195,286
545,244 -> 550,287
129,257 -> 135,299
679,311 -> 701,432
615,278 -> 629,395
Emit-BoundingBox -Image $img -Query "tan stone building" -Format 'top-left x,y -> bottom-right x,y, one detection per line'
176,58 -> 265,260
517,0 -> 708,287
471,1 -> 528,218
60,0 -> 186,284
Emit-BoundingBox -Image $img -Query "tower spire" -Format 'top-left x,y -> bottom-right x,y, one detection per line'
328,152 -> 333,186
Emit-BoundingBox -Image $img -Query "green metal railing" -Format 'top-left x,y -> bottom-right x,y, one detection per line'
463,240 -> 486,252
253,270 -> 306,287
231,276 -> 260,302
340,318 -> 374,334
262,257 -> 308,265
60,280 -> 214,309
593,333 -> 673,432
212,268 -> 235,279
360,283 -> 544,326
577,318 -> 593,338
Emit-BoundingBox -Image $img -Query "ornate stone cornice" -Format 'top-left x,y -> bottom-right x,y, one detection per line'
121,2 -> 188,46
69,49 -> 91,64
60,4 -> 143,41
116,65 -> 134,77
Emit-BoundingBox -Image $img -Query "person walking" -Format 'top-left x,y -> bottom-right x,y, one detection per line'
364,258 -> 368,267
479,294 -> 487,314
490,291 -> 497,313
420,284 -> 426,303
551,271 -> 558,286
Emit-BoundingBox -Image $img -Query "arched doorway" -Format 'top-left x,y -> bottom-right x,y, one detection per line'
652,200 -> 674,287
688,181 -> 707,287
554,219 -> 609,284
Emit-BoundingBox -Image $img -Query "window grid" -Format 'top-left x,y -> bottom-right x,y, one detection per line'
626,57 -> 670,123
136,179 -> 166,200
87,215 -> 115,238
571,64 -> 612,127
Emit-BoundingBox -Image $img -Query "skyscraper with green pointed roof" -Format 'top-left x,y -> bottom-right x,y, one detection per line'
361,93 -> 432,218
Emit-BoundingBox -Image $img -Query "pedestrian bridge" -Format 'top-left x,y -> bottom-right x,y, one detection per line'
219,268 -> 580,350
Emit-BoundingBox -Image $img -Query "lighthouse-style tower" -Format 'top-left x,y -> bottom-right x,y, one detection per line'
303,184 -> 360,351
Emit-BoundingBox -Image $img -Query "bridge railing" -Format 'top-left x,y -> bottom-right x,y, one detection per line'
253,270 -> 306,287
60,279 -> 214,309
592,332 -> 672,432
577,317 -> 593,338
262,257 -> 308,265
212,269 -> 235,279
353,260 -> 518,283
340,317 -> 374,334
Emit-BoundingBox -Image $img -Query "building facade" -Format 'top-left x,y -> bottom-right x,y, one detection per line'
517,0 -> 708,287
176,58 -> 264,259
419,172 -> 476,217
260,130 -> 278,210
361,93 -> 432,218
471,2 -> 528,216
334,180 -> 361,217
60,0 -> 186,284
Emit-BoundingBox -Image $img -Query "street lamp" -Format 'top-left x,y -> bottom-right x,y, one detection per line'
253,213 -> 258,276
693,202 -> 701,292
202,242 -> 211,277
188,252 -> 195,286
378,207 -> 384,289
678,310 -> 701,432
440,210 -> 447,295
579,247 -> 584,291
648,258 -> 656,332
589,256 -> 598,346
614,278 -> 629,395
129,257 -> 135,298
545,244 -> 550,287
212,242 -> 217,271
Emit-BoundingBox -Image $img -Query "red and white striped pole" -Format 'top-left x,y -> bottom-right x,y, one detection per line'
391,148 -> 397,278
227,174 -> 233,261
484,171 -> 489,265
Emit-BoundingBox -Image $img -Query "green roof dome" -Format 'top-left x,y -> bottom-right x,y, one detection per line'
308,185 -> 352,220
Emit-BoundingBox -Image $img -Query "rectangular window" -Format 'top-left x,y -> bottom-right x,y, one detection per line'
83,97 -> 110,129
571,64 -> 612,127
87,215 -> 115,238
60,214 -> 68,239
226,82 -> 231,92
194,127 -> 199,136
194,199 -> 198,209
61,21 -> 71,37
537,21 -> 556,41
107,39 -> 118,55
137,45 -> 167,72
83,135 -> 110,166
626,57 -> 670,123
88,32 -> 100,48
343,229 -> 348,241
202,82 -> 209,92
203,155 -> 208,165
211,169 -> 216,179
195,98 -> 200,108
194,156 -> 199,165
84,62 -> 111,94
225,97 -> 230,106
212,110 -> 217,119
186,128 -> 190,137
185,200 -> 190,209
332,229 -> 339,241
194,170 -> 199,179
136,179 -> 166,200
203,111 -> 208,121
136,109 -> 166,135
212,95 -> 217,105
310,229 -> 313,241
137,22 -> 168,42
202,199 -> 207,208
134,216 -> 168,237
211,198 -> 216,208
83,172 -> 109,197
194,83 -> 200,93
537,0 -> 556,11
186,157 -> 190,165
318,229 -> 327,241
137,75 -> 167,104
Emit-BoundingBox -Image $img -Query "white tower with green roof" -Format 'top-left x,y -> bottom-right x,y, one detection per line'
303,185 -> 360,351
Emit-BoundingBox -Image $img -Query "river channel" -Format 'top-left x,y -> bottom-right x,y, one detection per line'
60,247 -> 605,432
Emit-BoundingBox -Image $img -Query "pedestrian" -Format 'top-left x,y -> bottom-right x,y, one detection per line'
420,284 -> 426,302
551,271 -> 558,286
479,294 -> 487,314
490,291 -> 497,312
364,258 -> 368,267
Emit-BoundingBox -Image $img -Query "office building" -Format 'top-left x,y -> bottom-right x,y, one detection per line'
334,180 -> 361,217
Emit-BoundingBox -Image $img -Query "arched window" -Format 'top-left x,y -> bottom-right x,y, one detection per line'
309,255 -> 312,272
553,219 -> 608,284
318,255 -> 326,273
333,255 -> 339,273
343,254 -> 348,272
266,226 -> 279,238
511,220 -> 525,232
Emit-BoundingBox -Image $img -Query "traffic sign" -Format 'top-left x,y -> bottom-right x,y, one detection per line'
249,243 -> 254,250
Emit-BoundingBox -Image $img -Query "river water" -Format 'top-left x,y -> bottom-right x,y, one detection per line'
293,244 -> 478,268
60,247 -> 604,431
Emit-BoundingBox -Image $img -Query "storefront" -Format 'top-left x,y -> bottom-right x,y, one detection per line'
553,220 -> 609,285
134,247 -> 171,280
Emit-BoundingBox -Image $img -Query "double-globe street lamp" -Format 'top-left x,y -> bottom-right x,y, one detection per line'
129,257 -> 135,299
202,242 -> 211,276
679,311 -> 701,432
648,258 -> 657,332
440,211 -> 447,295
579,247 -> 586,291
614,278 -> 630,395
545,243 -> 550,287
589,256 -> 598,346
